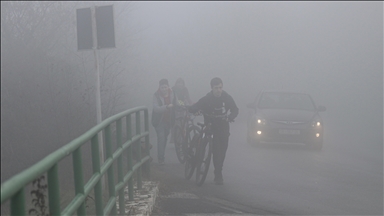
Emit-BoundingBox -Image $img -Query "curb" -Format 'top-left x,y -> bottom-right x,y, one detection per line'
116,181 -> 159,216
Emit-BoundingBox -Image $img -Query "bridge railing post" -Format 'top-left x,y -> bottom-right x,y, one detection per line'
1,106 -> 151,216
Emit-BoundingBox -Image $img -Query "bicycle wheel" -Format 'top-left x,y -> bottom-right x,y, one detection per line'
174,124 -> 186,164
184,125 -> 200,180
195,136 -> 212,186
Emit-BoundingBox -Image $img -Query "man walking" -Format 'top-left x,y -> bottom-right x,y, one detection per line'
188,77 -> 238,185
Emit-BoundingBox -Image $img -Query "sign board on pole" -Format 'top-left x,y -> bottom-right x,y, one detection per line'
76,5 -> 115,50
76,7 -> 93,50
75,4 -> 115,191
95,5 -> 116,49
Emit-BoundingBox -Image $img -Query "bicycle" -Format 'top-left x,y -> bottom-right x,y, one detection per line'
172,104 -> 196,164
184,110 -> 230,186
184,122 -> 200,180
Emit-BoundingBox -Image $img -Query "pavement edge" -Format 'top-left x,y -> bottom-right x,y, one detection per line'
116,181 -> 160,216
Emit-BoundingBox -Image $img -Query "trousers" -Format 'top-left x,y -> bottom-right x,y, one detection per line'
212,123 -> 230,175
155,122 -> 171,162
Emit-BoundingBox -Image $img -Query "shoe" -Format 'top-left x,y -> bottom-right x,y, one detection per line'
215,179 -> 223,185
214,173 -> 223,185
158,159 -> 164,165
214,177 -> 223,185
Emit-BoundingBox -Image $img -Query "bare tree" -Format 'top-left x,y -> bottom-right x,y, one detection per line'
1,2 -> 94,182
1,1 -> 148,183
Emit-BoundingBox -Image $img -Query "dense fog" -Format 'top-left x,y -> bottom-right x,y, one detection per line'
132,2 -> 382,135
1,0 -> 382,195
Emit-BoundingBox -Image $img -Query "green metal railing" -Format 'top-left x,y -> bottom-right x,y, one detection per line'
1,106 -> 151,215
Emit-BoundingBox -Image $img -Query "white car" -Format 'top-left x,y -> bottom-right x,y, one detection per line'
246,90 -> 326,150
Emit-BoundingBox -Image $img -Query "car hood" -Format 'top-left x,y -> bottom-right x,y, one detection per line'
259,109 -> 317,122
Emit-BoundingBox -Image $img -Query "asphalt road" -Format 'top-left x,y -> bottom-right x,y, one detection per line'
149,118 -> 383,215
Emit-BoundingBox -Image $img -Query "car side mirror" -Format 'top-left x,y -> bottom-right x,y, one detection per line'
317,105 -> 326,112
247,103 -> 255,109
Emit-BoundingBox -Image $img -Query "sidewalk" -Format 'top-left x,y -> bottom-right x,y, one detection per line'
116,180 -> 160,216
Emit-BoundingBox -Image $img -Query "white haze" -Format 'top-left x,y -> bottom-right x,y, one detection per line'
131,1 -> 382,145
1,1 -> 381,190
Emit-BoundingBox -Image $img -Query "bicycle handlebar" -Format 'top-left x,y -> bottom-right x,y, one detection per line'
176,105 -> 234,123
173,104 -> 190,111
195,110 -> 234,123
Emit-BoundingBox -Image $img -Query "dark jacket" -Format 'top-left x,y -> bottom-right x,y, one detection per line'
188,91 -> 238,133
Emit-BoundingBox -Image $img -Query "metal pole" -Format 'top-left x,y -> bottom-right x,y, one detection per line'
91,5 -> 106,191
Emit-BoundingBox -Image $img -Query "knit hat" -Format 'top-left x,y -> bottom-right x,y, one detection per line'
159,79 -> 169,86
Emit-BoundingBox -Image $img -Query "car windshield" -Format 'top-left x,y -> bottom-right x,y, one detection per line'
258,92 -> 316,111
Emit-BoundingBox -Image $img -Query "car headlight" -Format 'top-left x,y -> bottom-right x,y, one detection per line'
311,120 -> 321,127
256,117 -> 266,125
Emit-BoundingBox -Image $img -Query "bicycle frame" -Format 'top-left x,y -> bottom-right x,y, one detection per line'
194,111 -> 230,186
184,109 -> 229,185
193,121 -> 214,186
173,105 -> 195,164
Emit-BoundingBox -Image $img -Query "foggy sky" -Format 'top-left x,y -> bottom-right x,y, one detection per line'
129,1 -> 382,145
1,1 -> 382,183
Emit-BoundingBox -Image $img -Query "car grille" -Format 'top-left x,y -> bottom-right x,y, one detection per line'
270,120 -> 306,125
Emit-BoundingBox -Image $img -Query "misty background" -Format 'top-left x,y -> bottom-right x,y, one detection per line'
1,0 -> 382,188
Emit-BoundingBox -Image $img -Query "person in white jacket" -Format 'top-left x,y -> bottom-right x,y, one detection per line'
151,79 -> 174,165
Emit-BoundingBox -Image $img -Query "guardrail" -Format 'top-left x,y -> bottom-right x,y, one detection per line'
1,106 -> 151,215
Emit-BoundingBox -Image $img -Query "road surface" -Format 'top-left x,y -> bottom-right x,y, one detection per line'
149,118 -> 383,215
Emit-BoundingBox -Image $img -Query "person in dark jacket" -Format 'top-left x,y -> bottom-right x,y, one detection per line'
152,79 -> 174,165
188,77 -> 239,185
